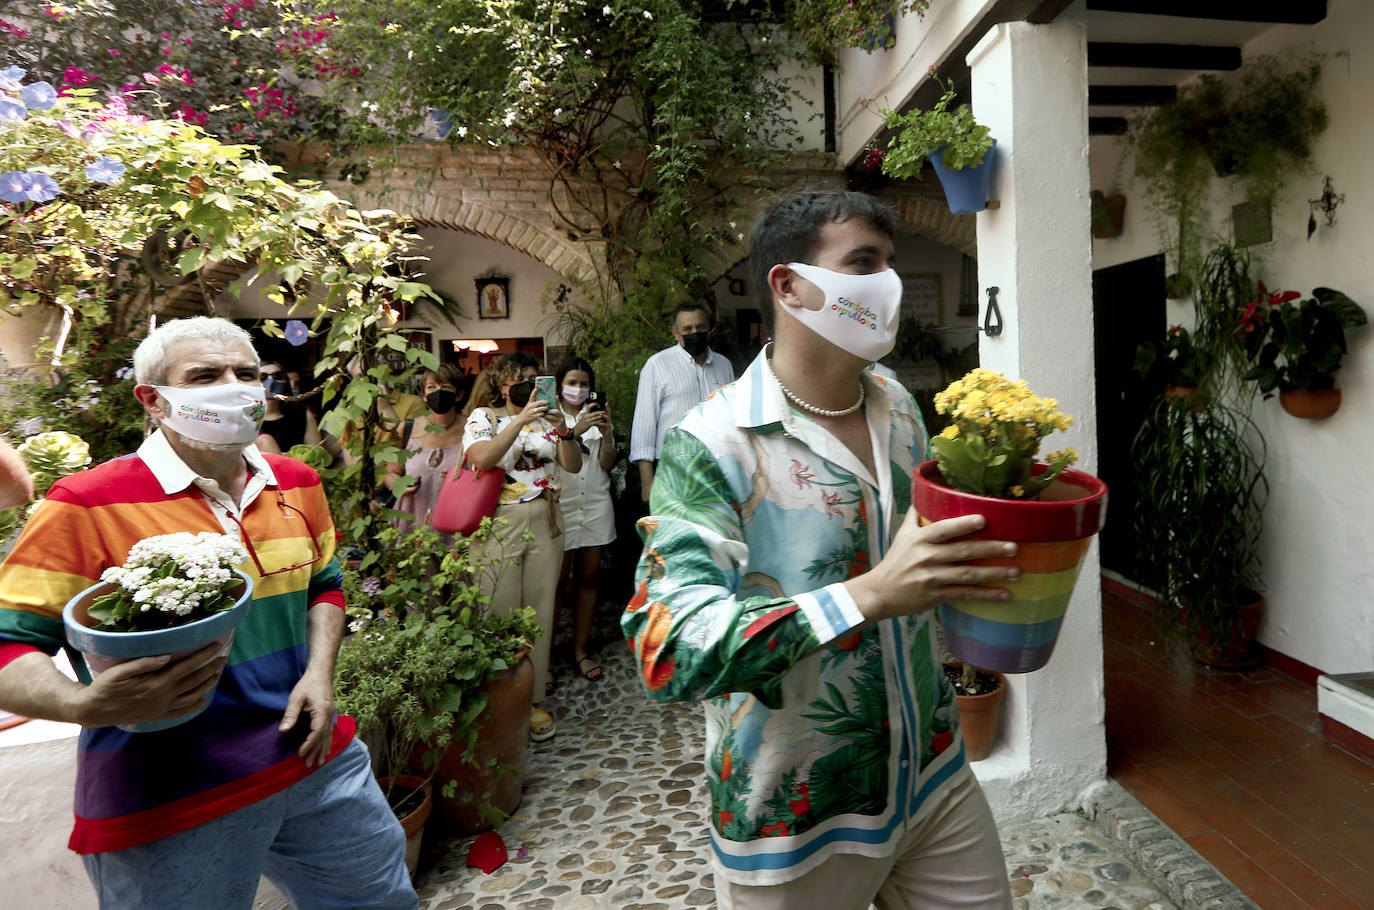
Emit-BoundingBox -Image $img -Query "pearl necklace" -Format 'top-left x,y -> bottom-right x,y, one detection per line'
776,375 -> 865,418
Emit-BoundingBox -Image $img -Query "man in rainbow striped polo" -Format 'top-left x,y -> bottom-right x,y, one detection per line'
0,317 -> 415,909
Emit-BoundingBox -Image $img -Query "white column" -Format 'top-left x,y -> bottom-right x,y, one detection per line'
965,18 -> 1105,823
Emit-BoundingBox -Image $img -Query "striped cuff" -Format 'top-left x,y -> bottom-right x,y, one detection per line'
793,583 -> 865,645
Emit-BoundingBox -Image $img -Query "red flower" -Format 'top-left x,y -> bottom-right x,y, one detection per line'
761,822 -> 790,837
932,730 -> 953,755
789,459 -> 815,489
789,781 -> 810,816
718,810 -> 734,829
742,605 -> 799,639
821,490 -> 843,518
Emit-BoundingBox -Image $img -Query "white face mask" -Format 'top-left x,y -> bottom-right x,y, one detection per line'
562,385 -> 590,406
785,262 -> 903,362
154,383 -> 266,446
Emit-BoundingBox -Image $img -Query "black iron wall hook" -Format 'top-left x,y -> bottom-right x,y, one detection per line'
983,287 -> 1004,338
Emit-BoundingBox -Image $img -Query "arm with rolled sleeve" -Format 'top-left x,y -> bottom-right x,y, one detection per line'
621,428 -> 864,710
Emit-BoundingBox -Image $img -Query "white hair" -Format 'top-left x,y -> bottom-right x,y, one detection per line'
132,317 -> 259,386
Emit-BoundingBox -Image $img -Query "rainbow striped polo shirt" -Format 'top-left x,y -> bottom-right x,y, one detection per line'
0,433 -> 352,854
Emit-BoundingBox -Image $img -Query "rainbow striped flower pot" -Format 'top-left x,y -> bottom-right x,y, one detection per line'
913,461 -> 1108,674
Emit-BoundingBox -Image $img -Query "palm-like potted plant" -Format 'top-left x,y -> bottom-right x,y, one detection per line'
1239,285 -> 1367,418
878,76 -> 995,215
1131,396 -> 1267,667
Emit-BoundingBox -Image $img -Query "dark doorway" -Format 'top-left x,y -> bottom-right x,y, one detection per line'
1092,254 -> 1165,582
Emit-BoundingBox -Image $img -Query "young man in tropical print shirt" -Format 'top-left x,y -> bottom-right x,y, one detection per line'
624,190 -> 1018,908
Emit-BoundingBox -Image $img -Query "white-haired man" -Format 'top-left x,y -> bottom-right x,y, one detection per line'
0,317 -> 415,909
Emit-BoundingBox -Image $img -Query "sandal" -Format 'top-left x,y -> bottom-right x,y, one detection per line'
530,706 -> 556,742
575,656 -> 604,682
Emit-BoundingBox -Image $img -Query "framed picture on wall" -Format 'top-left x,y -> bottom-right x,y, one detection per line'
476,277 -> 510,319
901,272 -> 943,324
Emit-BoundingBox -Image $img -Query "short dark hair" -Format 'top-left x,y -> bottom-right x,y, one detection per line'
671,301 -> 710,328
749,189 -> 897,335
554,356 -> 595,390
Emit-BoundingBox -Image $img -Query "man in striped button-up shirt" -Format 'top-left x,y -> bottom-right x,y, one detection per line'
630,302 -> 736,502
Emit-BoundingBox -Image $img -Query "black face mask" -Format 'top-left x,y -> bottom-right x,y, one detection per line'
507,380 -> 534,408
264,378 -> 291,397
426,389 -> 458,414
681,332 -> 709,357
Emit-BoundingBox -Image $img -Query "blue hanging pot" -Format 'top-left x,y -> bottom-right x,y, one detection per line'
929,140 -> 997,216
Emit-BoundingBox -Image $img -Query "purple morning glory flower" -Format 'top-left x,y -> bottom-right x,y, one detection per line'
20,80 -> 57,111
0,171 -> 60,204
284,319 -> 310,347
85,156 -> 126,184
0,99 -> 24,122
0,66 -> 24,92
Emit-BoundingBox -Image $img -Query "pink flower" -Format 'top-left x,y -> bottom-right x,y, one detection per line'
62,67 -> 94,87
789,459 -> 815,489
156,63 -> 175,75
107,48 -> 120,56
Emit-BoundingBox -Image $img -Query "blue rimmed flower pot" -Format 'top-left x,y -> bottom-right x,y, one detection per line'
63,568 -> 254,733
929,140 -> 997,216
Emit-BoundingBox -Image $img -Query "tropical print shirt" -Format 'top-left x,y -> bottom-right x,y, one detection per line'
462,407 -> 561,504
623,349 -> 969,886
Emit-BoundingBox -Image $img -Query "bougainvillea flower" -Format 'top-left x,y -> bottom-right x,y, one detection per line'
0,99 -> 25,122
465,831 -> 508,873
85,157 -> 126,184
284,319 -> 310,346
0,171 -> 61,204
20,80 -> 57,110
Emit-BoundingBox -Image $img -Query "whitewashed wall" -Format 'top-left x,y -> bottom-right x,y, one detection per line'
1089,0 -> 1374,674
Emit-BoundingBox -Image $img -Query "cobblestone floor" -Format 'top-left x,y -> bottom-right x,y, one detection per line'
414,612 -> 1179,910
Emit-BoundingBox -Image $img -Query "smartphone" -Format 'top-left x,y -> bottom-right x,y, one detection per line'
587,390 -> 606,412
534,375 -> 558,408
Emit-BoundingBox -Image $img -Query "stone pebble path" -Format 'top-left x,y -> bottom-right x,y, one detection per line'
414,613 -> 1178,910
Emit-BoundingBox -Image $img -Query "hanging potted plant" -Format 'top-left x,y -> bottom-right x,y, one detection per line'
63,531 -> 255,733
1131,396 -> 1267,668
1133,325 -> 1205,405
1240,285 -> 1367,419
1090,189 -> 1126,239
878,75 -> 996,215
913,369 -> 1108,674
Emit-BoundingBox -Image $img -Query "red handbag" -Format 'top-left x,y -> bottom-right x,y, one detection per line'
431,458 -> 503,536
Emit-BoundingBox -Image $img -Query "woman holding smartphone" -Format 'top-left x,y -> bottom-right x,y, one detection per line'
464,352 -> 582,741
553,357 -> 617,683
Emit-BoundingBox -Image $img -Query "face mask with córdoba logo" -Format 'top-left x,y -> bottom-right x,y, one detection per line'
154,383 -> 267,445
785,262 -> 903,362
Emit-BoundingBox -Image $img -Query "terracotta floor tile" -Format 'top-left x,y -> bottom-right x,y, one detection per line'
1252,849 -> 1364,909
1325,864 -> 1374,906
1109,761 -> 1157,792
1132,785 -> 1213,837
1193,801 -> 1283,856
1145,761 -> 1218,807
1186,832 -> 1281,893
1251,888 -> 1316,910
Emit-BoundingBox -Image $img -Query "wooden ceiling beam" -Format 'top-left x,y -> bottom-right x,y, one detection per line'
1084,0 -> 1326,24
1088,41 -> 1241,70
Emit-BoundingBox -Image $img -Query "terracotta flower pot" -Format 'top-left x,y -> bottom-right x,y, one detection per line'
62,569 -> 254,733
426,652 -> 534,834
946,665 -> 1006,762
1190,590 -> 1265,670
914,461 -> 1108,673
379,774 -> 434,880
1279,388 -> 1341,419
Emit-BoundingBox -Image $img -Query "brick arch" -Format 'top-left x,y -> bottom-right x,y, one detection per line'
404,199 -> 601,285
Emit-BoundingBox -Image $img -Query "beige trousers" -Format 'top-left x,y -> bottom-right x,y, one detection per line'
478,496 -> 561,705
713,771 -> 1012,910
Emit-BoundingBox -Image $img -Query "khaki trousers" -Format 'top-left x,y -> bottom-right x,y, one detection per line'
479,496 -> 561,705
713,771 -> 1012,910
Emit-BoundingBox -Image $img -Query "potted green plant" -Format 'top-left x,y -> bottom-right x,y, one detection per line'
786,0 -> 932,64
878,76 -> 996,215
1127,54 -> 1326,296
914,369 -> 1108,674
1131,396 -> 1267,667
335,519 -> 541,844
1240,285 -> 1367,419
944,662 -> 1005,762
1133,326 -> 1204,403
